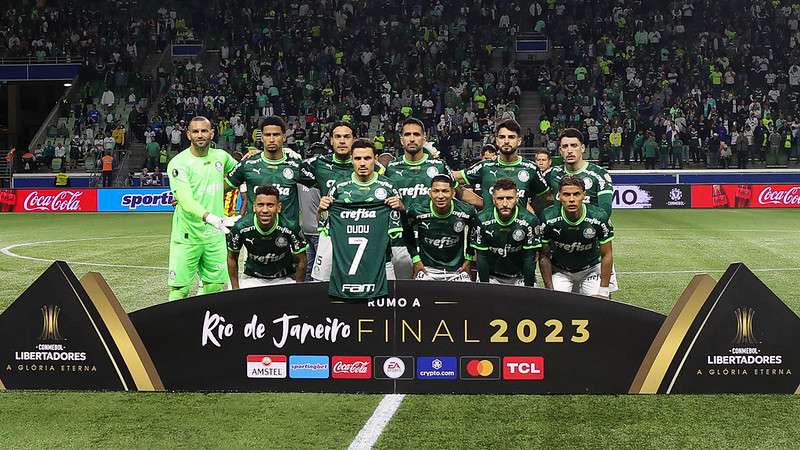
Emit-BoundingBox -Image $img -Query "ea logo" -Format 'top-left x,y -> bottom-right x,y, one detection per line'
383,357 -> 406,379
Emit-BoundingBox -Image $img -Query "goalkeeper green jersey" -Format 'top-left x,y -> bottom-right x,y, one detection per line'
407,199 -> 478,270
227,213 -> 308,279
539,204 -> 614,272
167,147 -> 237,243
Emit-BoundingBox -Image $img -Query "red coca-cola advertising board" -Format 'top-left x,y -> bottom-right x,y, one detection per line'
691,184 -> 800,208
11,189 -> 98,212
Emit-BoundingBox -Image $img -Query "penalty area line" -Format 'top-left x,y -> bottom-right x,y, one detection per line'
0,236 -> 168,270
348,394 -> 405,450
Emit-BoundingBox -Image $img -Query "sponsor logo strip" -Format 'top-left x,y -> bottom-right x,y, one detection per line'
416,356 -> 457,380
502,356 -> 545,380
332,356 -> 372,379
459,356 -> 501,380
246,354 -> 287,379
374,356 -> 414,380
288,355 -> 329,379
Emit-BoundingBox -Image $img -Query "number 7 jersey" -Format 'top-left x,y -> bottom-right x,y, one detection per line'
327,202 -> 403,300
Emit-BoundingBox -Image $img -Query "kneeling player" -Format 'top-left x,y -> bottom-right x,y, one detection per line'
407,174 -> 478,281
472,178 -> 541,286
539,176 -> 614,298
227,186 -> 309,288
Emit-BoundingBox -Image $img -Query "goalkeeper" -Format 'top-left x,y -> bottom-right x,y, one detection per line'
166,116 -> 239,300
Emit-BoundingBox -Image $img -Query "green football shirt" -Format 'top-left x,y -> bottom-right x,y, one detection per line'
463,155 -> 549,210
384,154 -> 454,211
225,152 -> 315,223
304,154 -> 356,193
167,147 -> 237,243
407,199 -> 478,270
227,213 -> 308,279
546,161 -> 614,215
472,205 -> 541,278
539,204 -> 614,272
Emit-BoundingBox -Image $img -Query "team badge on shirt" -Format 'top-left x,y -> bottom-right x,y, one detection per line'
512,229 -> 525,241
453,220 -> 464,233
583,227 -> 596,239
215,161 -> 223,172
275,236 -> 288,248
375,187 -> 387,200
282,168 -> 294,179
584,178 -> 594,189
518,170 -> 530,182
426,166 -> 439,178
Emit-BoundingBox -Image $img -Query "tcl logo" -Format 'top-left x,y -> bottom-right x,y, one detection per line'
331,356 -> 372,379
502,356 -> 544,380
16,189 -> 98,212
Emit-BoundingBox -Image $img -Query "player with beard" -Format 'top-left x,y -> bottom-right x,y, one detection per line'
227,185 -> 309,288
471,178 -> 541,286
454,119 -> 550,212
166,116 -> 239,300
546,128 -> 613,216
539,176 -> 614,298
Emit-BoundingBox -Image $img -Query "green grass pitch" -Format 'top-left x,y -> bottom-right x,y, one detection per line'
1,210 -> 799,448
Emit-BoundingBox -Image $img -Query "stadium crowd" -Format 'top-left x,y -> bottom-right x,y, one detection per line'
536,0 -> 800,168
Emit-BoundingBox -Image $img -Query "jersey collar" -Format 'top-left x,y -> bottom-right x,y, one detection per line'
261,152 -> 287,164
565,160 -> 589,175
561,204 -> 587,225
254,214 -> 279,235
430,200 -> 454,218
403,153 -> 429,166
497,155 -> 522,167
332,154 -> 352,165
351,172 -> 378,186
493,206 -> 518,226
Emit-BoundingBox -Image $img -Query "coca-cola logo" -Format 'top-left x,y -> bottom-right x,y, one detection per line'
331,356 -> 372,379
23,191 -> 84,211
756,186 -> 800,206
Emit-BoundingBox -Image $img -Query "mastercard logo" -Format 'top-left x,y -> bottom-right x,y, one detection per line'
460,357 -> 500,380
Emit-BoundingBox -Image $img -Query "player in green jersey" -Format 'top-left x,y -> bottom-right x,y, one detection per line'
454,119 -> 550,211
225,116 -> 316,224
407,173 -> 478,281
471,178 -> 541,286
546,128 -> 613,216
318,139 -> 405,297
539,176 -> 614,298
227,185 -> 308,288
166,116 -> 239,300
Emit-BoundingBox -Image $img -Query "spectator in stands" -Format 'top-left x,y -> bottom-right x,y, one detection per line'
54,167 -> 69,187
151,166 -> 164,186
101,151 -> 114,187
54,142 -> 66,166
112,125 -> 126,152
141,167 -> 155,186
22,149 -> 36,172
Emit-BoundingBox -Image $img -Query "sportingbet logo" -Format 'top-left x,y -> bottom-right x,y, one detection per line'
121,191 -> 174,210
246,354 -> 287,378
342,283 -> 376,294
398,184 -> 429,198
339,209 -> 377,221
502,356 -> 544,380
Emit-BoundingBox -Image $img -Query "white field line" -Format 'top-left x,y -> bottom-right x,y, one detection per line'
0,236 -> 168,270
348,394 -> 405,450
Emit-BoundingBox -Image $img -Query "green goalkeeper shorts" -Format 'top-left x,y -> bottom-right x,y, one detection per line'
168,236 -> 229,287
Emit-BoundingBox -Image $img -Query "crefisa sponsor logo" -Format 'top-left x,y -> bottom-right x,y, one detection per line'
331,356 -> 372,379
502,356 -> 544,380
288,355 -> 330,379
9,305 -> 97,374
246,354 -> 287,379
416,356 -> 457,380
699,307 -> 790,377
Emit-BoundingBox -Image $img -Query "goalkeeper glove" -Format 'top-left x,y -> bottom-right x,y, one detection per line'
204,213 -> 240,234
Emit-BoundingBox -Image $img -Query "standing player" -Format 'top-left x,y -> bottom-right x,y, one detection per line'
318,139 -> 404,298
471,178 -> 541,286
407,174 -> 478,281
384,118 -> 457,279
227,186 -> 308,288
546,128 -> 613,216
454,119 -> 550,211
166,116 -> 239,300
539,176 -> 614,298
225,116 -> 315,224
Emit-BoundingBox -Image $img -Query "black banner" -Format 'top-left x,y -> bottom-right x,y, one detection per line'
1,262 -> 798,394
612,184 -> 691,209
